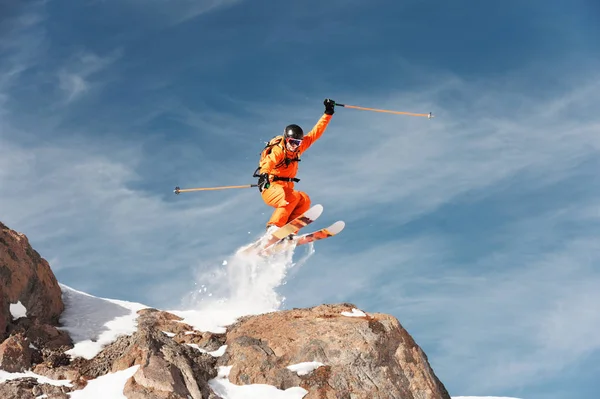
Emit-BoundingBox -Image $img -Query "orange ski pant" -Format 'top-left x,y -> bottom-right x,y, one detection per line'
261,183 -> 311,228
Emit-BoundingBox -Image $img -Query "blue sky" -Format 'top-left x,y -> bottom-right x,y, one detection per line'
1,1 -> 599,398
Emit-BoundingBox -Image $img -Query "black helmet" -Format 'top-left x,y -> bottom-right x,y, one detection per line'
283,124 -> 304,140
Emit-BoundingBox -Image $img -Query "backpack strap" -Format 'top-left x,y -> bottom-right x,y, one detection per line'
253,135 -> 301,179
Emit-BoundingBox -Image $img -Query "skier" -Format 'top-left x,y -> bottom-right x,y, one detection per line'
255,99 -> 336,234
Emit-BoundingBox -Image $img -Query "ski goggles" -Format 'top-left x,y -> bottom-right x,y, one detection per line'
286,138 -> 303,147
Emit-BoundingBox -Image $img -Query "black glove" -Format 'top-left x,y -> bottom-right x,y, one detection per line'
324,98 -> 335,115
257,173 -> 270,192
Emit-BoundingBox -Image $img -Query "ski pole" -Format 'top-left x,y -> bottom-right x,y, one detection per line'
336,102 -> 433,119
174,184 -> 258,194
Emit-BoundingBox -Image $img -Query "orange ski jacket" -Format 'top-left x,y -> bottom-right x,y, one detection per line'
258,114 -> 332,183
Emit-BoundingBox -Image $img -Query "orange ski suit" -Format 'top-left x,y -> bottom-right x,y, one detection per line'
259,114 -> 332,228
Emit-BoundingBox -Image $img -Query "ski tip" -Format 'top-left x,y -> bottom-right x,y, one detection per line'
305,203 -> 324,219
328,220 -> 345,235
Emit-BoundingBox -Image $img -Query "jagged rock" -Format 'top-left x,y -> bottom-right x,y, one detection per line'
0,377 -> 70,399
32,382 -> 71,399
144,308 -> 226,352
9,317 -> 73,350
0,333 -> 33,372
219,303 -> 451,399
0,222 -> 64,340
67,308 -> 221,399
174,330 -> 225,352
33,363 -> 84,388
0,377 -> 38,399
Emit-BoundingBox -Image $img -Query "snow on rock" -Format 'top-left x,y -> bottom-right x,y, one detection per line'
0,370 -> 72,386
341,308 -> 366,317
68,365 -> 139,399
187,343 -> 227,357
209,366 -> 308,399
286,361 -> 325,376
209,344 -> 228,357
9,301 -> 27,319
58,284 -> 148,360
171,309 -> 234,334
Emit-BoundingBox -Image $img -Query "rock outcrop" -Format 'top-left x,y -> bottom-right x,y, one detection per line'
220,304 -> 450,399
0,221 -> 72,376
0,222 -> 64,339
69,308 -> 223,399
0,221 -> 452,399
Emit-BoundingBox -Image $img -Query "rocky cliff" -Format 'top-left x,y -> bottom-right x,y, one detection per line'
0,222 -> 64,340
0,221 -> 451,399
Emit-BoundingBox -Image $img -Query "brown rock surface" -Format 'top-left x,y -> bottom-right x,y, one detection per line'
0,377 -> 71,399
0,333 -> 34,372
220,303 -> 451,399
0,294 -> 7,341
0,222 -> 64,339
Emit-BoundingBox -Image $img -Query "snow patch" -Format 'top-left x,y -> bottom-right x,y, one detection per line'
69,365 -> 139,399
209,366 -> 308,399
161,331 -> 176,337
10,301 -> 27,319
341,308 -> 366,317
186,344 -> 227,357
287,361 -> 324,376
209,344 -> 228,357
172,309 -> 235,334
58,284 -> 148,360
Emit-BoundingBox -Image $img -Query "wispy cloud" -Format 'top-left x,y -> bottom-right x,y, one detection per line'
127,0 -> 244,25
425,233 -> 600,393
0,134 -> 264,303
0,3 -> 46,93
57,50 -> 122,102
59,72 -> 88,101
0,3 -> 121,113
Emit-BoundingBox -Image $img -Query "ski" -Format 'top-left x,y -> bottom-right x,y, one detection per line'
239,204 -> 323,255
294,220 -> 345,246
267,204 -> 324,246
260,220 -> 345,256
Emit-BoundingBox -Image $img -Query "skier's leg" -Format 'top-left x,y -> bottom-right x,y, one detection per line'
287,190 -> 311,222
262,185 -> 300,227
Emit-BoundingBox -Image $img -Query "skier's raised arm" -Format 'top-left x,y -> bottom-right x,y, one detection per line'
298,99 -> 335,153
